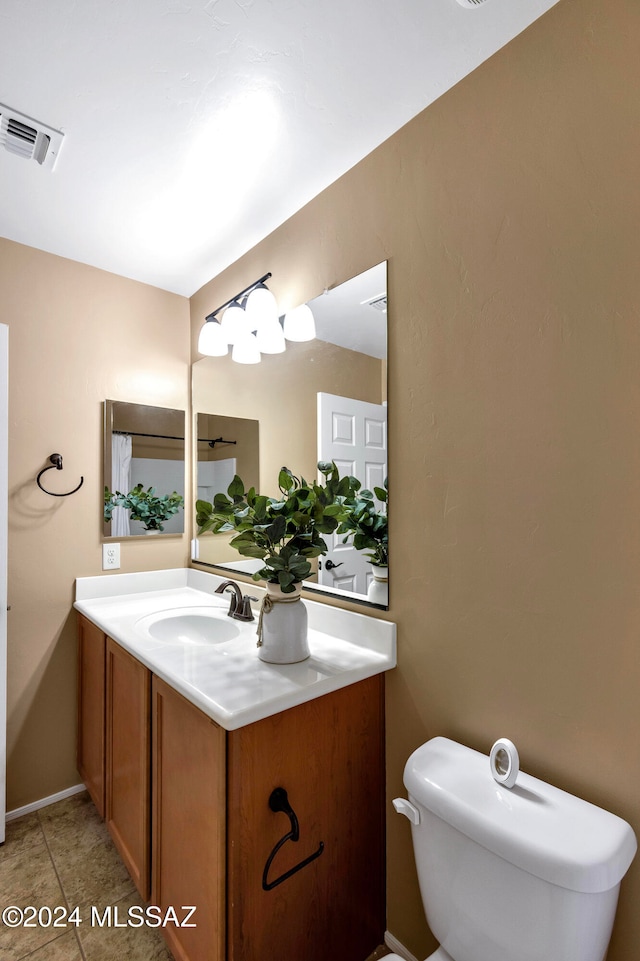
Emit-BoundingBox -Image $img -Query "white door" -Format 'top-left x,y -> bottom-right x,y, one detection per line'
317,392 -> 387,596
0,325 -> 8,840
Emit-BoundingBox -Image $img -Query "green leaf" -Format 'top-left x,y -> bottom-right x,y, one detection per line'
227,474 -> 245,499
264,514 -> 286,544
278,468 -> 295,492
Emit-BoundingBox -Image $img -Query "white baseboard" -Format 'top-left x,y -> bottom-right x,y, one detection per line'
5,783 -> 86,822
384,931 -> 420,961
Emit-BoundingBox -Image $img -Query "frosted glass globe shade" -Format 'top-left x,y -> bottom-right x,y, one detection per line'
232,332 -> 261,364
197,320 -> 228,357
255,320 -> 285,354
220,302 -> 251,345
283,304 -> 316,342
244,284 -> 279,332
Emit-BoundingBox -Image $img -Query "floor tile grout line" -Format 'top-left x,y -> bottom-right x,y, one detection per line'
0,813 -> 47,866
3,821 -> 77,961
37,809 -> 88,961
14,928 -> 75,961
0,816 -> 71,961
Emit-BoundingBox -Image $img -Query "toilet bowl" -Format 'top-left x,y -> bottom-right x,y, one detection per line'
392,737 -> 636,961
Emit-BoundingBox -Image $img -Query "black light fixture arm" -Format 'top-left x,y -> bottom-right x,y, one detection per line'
204,272 -> 272,323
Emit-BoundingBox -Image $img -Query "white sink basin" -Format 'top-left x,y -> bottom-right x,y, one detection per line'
135,606 -> 243,645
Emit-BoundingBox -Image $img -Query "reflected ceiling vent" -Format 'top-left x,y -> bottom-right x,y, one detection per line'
455,0 -> 491,6
363,294 -> 388,313
0,103 -> 64,170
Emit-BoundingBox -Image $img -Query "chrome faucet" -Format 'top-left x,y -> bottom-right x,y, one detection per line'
214,579 -> 256,621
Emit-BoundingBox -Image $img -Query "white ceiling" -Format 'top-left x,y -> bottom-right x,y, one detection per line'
311,261 -> 387,359
0,0 -> 559,298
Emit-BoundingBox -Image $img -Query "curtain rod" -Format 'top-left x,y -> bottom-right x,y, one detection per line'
113,431 -> 237,448
197,436 -> 237,448
113,430 -> 184,441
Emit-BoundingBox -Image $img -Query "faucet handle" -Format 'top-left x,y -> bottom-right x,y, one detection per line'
236,595 -> 258,622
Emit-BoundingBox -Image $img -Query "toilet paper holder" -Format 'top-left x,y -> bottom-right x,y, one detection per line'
490,738 -> 520,789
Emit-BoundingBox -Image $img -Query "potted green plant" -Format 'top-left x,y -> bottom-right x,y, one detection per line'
337,479 -> 388,603
337,478 -> 388,566
196,461 -> 359,590
104,484 -> 184,532
196,462 -> 359,663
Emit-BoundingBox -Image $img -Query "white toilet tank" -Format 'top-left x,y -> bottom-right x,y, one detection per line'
399,737 -> 637,961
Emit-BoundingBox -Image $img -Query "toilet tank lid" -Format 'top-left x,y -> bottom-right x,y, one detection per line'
404,737 -> 637,894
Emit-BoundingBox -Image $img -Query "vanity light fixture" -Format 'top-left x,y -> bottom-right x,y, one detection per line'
244,282 -> 279,330
255,321 -> 286,354
197,318 -> 228,356
199,272 -> 273,360
232,331 -> 261,364
246,282 -> 286,354
199,271 -> 316,361
220,301 -> 250,346
283,303 -> 316,342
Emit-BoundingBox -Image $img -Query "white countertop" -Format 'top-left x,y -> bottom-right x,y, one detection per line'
74,568 -> 396,731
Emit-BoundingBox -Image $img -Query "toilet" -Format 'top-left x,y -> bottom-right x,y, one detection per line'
388,736 -> 637,961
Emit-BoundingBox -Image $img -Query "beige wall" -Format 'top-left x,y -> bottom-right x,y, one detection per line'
190,0 -> 640,957
1,239 -> 190,810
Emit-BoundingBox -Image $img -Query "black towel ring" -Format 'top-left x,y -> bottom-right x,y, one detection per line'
36,453 -> 84,497
262,787 -> 324,891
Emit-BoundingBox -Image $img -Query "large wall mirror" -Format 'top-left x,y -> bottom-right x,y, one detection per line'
103,400 -> 186,537
191,261 -> 388,608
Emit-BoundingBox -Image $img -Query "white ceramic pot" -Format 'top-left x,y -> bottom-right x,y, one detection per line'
257,582 -> 310,664
367,566 -> 388,605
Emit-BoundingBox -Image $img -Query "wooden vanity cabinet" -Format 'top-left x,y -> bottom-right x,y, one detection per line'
226,673 -> 385,961
151,676 -> 226,961
78,613 -> 385,961
152,673 -> 385,961
77,617 -> 151,898
77,615 -> 107,817
105,637 -> 151,900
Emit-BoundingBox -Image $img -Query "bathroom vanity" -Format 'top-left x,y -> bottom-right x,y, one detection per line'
75,569 -> 396,961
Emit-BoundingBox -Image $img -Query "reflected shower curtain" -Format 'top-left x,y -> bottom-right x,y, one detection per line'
111,433 -> 132,536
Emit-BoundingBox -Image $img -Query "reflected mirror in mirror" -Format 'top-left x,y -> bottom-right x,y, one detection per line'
196,413 -> 259,565
192,261 -> 387,608
103,400 -> 186,537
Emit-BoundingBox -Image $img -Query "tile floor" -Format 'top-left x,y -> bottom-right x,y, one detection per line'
0,791 -> 172,961
0,790 -> 392,961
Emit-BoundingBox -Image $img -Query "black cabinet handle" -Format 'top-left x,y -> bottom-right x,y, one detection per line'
262,787 -> 324,891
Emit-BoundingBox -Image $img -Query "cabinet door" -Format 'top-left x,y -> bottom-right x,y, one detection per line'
227,674 -> 385,961
152,676 -> 226,961
77,614 -> 106,817
105,637 -> 151,899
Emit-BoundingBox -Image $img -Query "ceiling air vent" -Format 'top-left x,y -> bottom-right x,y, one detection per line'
455,0 -> 491,7
365,294 -> 388,313
0,103 -> 64,170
